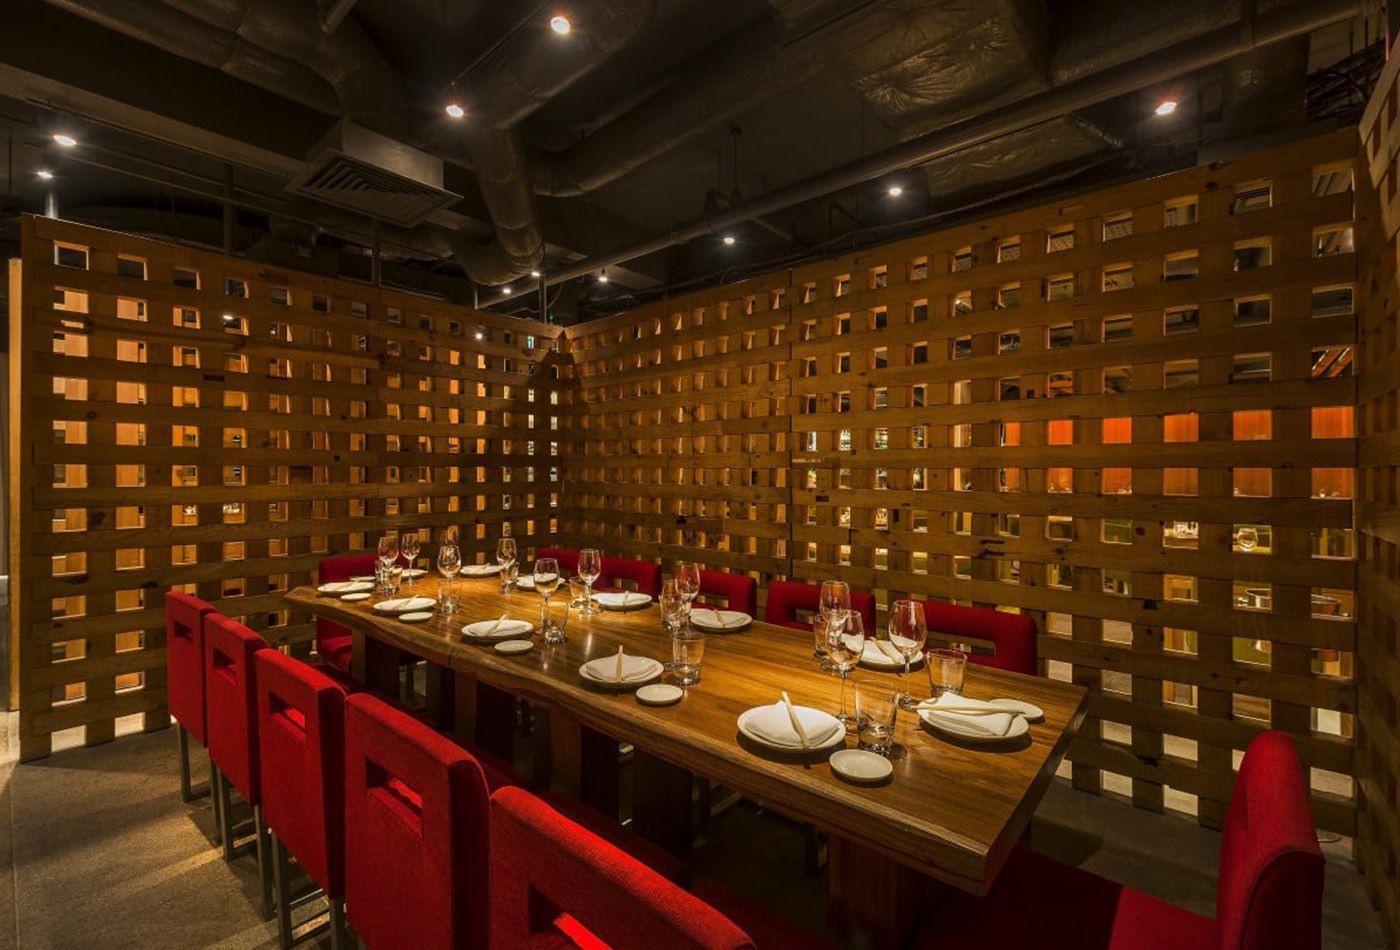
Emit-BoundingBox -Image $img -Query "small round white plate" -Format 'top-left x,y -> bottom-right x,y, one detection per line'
859,641 -> 924,671
918,708 -> 1030,743
495,639 -> 534,655
636,684 -> 683,706
592,592 -> 652,610
830,749 -> 893,785
340,592 -> 371,603
989,698 -> 1044,721
349,575 -> 376,583
398,611 -> 433,622
318,580 -> 373,595
372,596 -> 437,614
690,609 -> 752,632
462,564 -> 502,577
463,619 -> 534,641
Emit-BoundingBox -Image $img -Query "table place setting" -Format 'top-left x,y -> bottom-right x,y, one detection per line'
915,693 -> 1043,742
689,607 -> 752,632
371,595 -> 437,615
591,591 -> 652,610
859,639 -> 924,670
462,613 -> 535,642
579,646 -> 664,688
461,563 -> 502,578
737,692 -> 846,754
316,580 -> 374,596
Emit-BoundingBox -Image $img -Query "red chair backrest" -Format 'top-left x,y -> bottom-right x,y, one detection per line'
165,590 -> 216,743
599,556 -> 662,598
764,581 -> 875,634
316,553 -> 378,661
203,614 -> 268,805
918,601 -> 1038,676
1216,732 -> 1324,950
490,786 -> 755,950
536,547 -> 580,578
256,651 -> 350,897
343,692 -> 493,950
698,571 -> 757,617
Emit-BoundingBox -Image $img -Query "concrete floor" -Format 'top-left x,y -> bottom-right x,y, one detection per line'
0,717 -> 1387,950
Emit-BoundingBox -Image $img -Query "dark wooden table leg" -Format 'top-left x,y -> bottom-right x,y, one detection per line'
826,834 -> 928,949
355,630 -> 401,698
424,661 -> 455,730
538,707 -> 582,797
632,751 -> 693,859
579,727 -> 620,818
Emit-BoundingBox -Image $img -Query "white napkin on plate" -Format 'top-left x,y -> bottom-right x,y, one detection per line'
861,641 -> 906,665
464,619 -> 531,638
594,591 -> 648,608
582,654 -> 655,683
921,693 -> 1017,738
695,608 -> 748,629
745,702 -> 841,748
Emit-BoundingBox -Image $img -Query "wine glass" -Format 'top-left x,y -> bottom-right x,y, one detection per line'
889,599 -> 928,709
819,580 -> 851,629
675,561 -> 701,612
400,532 -> 420,590
577,548 -> 602,616
496,537 -> 518,593
436,540 -> 461,614
659,578 -> 687,636
534,557 -> 562,637
828,613 -> 866,730
377,535 -> 399,594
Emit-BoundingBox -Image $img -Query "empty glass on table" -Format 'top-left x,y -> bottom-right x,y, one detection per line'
577,548 -> 602,616
534,558 -> 562,640
926,648 -> 968,696
671,621 -> 705,686
819,580 -> 851,630
675,561 -> 701,618
377,535 -> 399,594
854,680 -> 899,756
659,578 -> 687,636
827,613 -> 866,731
889,599 -> 929,710
400,532 -> 420,590
436,540 -> 461,614
496,537 -> 518,593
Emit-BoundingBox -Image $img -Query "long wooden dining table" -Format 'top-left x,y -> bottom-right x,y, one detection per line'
287,577 -> 1087,948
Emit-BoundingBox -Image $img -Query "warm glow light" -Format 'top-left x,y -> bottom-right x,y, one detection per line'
445,102 -> 465,119
722,234 -> 736,245
1154,99 -> 1178,116
530,269 -> 541,277
502,285 -> 512,294
598,271 -> 609,283
52,133 -> 77,147
36,169 -> 53,180
887,184 -> 903,197
550,14 -> 571,34
474,331 -> 485,340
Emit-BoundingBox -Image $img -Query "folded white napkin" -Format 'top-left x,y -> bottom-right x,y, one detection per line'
582,654 -> 655,683
921,693 -> 1016,738
695,608 -> 749,629
375,596 -> 436,612
745,702 -> 841,748
594,591 -> 649,608
861,641 -> 906,666
463,619 -> 531,638
462,564 -> 500,576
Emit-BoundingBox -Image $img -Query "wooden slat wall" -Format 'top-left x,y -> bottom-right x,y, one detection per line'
562,129 -> 1361,836
1357,56 -> 1400,944
8,215 -> 565,760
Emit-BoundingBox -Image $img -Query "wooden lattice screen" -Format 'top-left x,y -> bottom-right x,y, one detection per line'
562,129 -> 1362,837
8,215 -> 565,759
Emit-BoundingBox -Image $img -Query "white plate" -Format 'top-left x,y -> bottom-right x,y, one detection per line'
514,576 -> 535,590
398,611 -> 433,622
636,684 -> 684,706
372,596 -> 437,614
340,592 -> 371,603
592,591 -> 652,610
859,641 -> 924,671
737,706 -> 846,753
402,568 -> 428,579
690,609 -> 752,632
830,749 -> 893,785
318,580 -> 373,595
579,656 -> 664,688
989,697 -> 1044,722
495,639 -> 534,655
463,619 -> 534,641
349,575 -> 376,583
918,708 -> 1030,743
462,564 -> 502,577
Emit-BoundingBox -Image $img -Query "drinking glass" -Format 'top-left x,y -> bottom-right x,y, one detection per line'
819,580 -> 851,630
567,577 -> 588,610
675,561 -> 701,613
377,535 -> 399,594
926,648 -> 968,696
854,680 -> 899,756
534,558 -> 562,637
813,614 -> 834,670
436,541 -> 461,614
671,622 -> 705,685
577,548 -> 602,615
890,599 -> 929,709
375,560 -> 399,597
659,578 -> 687,636
827,613 -> 866,730
496,537 -> 518,593
542,596 -> 570,645
400,532 -> 420,589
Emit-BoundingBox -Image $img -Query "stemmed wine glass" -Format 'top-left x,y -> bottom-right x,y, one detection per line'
400,532 -> 420,590
889,599 -> 929,709
577,549 -> 602,616
659,578 -> 687,636
828,613 -> 866,731
819,580 -> 851,630
675,561 -> 701,618
534,557 -> 562,642
496,537 -> 518,593
436,539 -> 461,614
377,535 -> 399,595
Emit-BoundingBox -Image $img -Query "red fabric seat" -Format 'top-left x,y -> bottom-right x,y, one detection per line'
697,571 -> 757,617
537,547 -> 580,578
203,614 -> 268,808
540,790 -> 691,887
165,590 -> 216,746
343,692 -> 495,950
492,786 -> 817,949
918,600 -> 1037,675
914,732 -> 1323,950
763,581 -> 875,634
597,556 -> 662,598
316,553 -> 378,674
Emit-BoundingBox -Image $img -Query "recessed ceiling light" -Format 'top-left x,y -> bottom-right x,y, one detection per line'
887,184 -> 903,197
722,234 -> 736,245
52,133 -> 77,147
445,102 -> 465,119
530,269 -> 541,278
502,285 -> 512,294
1154,99 -> 1178,117
598,270 -> 609,283
36,169 -> 53,180
550,15 -> 571,34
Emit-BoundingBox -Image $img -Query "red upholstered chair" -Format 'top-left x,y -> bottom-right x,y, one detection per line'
203,614 -> 273,916
764,581 -> 875,634
597,556 -> 662,598
166,590 -> 216,803
697,570 -> 757,617
914,731 -> 1323,950
537,547 -> 580,578
491,786 -> 817,949
256,650 -> 353,949
343,691 -> 496,950
316,553 -> 378,674
918,600 -> 1038,676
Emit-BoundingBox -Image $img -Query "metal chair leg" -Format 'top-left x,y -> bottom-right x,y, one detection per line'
254,805 -> 274,920
329,898 -> 348,950
217,768 -> 237,861
271,833 -> 294,950
209,766 -> 225,847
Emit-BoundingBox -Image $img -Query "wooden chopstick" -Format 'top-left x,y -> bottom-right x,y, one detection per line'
614,645 -> 625,683
780,690 -> 811,750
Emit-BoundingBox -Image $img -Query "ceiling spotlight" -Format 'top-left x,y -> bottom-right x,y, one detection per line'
445,102 -> 465,119
36,169 -> 53,180
474,330 -> 485,340
887,184 -> 903,197
52,133 -> 77,147
530,269 -> 541,278
598,270 -> 609,283
1154,99 -> 1178,117
502,285 -> 512,294
550,14 -> 571,34
722,234 -> 736,245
